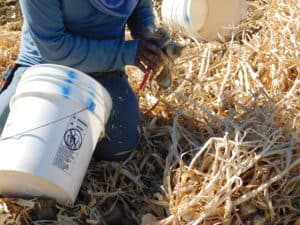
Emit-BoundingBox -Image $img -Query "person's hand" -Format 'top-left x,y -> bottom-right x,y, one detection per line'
164,41 -> 185,60
132,25 -> 171,48
142,26 -> 171,48
139,26 -> 184,60
135,40 -> 164,73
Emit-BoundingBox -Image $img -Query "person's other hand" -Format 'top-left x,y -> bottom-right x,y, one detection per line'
132,25 -> 171,48
164,41 -> 185,60
139,26 -> 184,60
143,26 -> 171,48
135,40 -> 164,73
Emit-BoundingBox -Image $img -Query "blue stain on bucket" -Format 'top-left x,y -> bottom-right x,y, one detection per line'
65,79 -> 73,84
185,16 -> 191,23
87,98 -> 96,112
67,71 -> 77,79
62,86 -> 71,98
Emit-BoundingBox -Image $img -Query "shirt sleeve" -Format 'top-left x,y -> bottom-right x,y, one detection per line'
127,0 -> 155,38
19,0 -> 138,73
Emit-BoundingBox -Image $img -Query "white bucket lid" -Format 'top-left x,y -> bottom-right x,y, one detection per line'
161,0 -> 247,41
186,0 -> 208,37
162,0 -> 207,38
198,0 -> 248,41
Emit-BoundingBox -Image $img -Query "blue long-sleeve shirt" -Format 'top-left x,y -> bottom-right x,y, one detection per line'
17,0 -> 154,73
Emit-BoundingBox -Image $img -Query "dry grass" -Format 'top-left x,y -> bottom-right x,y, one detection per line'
0,0 -> 299,224
0,31 -> 19,73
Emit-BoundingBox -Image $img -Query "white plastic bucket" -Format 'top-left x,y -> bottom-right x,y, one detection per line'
161,0 -> 248,41
0,64 -> 112,205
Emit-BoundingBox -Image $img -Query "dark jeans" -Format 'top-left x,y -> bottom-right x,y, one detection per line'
0,67 -> 141,162
91,71 -> 141,161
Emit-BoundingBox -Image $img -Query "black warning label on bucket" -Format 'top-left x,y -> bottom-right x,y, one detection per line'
53,116 -> 88,174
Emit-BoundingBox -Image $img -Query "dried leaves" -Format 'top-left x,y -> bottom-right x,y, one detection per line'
136,0 -> 300,224
0,32 -> 19,74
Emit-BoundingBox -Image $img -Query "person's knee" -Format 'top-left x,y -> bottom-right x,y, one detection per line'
92,72 -> 141,162
93,125 -> 141,162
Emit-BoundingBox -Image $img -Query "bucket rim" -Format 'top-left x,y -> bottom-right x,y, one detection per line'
0,170 -> 74,205
14,64 -> 112,124
24,64 -> 107,89
18,73 -> 111,110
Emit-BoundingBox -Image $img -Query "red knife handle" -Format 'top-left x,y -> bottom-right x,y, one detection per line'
139,69 -> 153,90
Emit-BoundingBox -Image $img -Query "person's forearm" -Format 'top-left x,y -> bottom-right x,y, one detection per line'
127,0 -> 155,39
